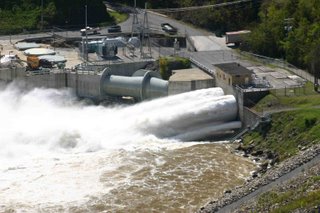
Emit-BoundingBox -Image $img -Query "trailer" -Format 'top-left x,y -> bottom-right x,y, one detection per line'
225,30 -> 251,45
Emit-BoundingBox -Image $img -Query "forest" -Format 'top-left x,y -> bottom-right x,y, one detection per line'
242,0 -> 320,70
1,0 -> 319,72
0,0 -> 112,34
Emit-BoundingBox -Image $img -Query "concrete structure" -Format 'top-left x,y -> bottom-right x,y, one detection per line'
0,64 -> 167,102
214,62 -> 253,95
168,68 -> 215,95
215,63 -> 253,86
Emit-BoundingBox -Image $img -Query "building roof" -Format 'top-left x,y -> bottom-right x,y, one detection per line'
14,42 -> 41,51
215,63 -> 253,75
169,68 -> 213,82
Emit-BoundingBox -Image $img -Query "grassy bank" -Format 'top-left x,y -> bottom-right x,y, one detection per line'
239,81 -> 320,211
243,109 -> 320,161
239,165 -> 320,213
243,82 -> 320,161
252,82 -> 320,112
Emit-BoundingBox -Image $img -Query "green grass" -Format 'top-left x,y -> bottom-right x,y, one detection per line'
253,175 -> 320,213
253,82 -> 320,112
271,190 -> 320,213
257,190 -> 320,213
108,11 -> 129,24
243,108 -> 320,161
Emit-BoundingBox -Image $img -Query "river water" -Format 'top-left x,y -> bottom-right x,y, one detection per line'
0,83 -> 255,212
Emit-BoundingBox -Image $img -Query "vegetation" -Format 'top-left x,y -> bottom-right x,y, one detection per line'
159,56 -> 191,80
252,82 -> 320,112
243,82 -> 320,161
108,11 -> 128,24
241,0 -> 320,71
109,0 -> 261,36
113,0 -> 320,74
253,176 -> 320,212
243,108 -> 320,161
0,0 -> 113,34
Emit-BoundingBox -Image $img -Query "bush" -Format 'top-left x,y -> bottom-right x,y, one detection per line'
159,56 -> 191,80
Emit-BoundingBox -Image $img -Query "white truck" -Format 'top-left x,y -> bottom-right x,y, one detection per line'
80,26 -> 100,36
225,30 -> 251,45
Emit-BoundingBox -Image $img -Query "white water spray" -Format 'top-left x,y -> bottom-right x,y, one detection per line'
0,83 -> 250,211
0,84 -> 240,161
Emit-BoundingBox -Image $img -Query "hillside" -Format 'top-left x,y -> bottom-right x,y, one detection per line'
243,82 -> 320,161
241,0 -> 320,70
0,0 -> 112,34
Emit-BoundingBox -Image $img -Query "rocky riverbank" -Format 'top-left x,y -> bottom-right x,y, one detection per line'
198,143 -> 320,213
235,161 -> 320,212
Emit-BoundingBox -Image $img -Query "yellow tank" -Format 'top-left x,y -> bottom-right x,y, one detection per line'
27,55 -> 40,69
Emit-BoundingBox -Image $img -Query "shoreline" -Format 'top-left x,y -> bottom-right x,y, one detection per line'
199,143 -> 320,212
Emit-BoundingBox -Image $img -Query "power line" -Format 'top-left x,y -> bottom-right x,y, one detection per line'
149,0 -> 253,13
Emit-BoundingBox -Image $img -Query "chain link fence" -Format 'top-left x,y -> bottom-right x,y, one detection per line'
239,51 -> 314,83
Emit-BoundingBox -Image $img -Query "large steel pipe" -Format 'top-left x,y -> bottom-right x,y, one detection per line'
101,69 -> 168,101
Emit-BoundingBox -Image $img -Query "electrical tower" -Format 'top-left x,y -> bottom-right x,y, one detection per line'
140,3 -> 152,58
131,0 -> 140,37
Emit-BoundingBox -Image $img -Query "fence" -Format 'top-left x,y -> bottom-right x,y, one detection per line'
267,83 -> 319,96
239,51 -> 314,83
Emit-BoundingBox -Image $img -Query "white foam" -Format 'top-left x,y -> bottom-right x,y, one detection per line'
0,84 -> 243,209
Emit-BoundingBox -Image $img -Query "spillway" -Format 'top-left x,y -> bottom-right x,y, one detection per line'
0,84 -> 250,213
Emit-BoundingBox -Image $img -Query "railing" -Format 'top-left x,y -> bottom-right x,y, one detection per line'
239,51 -> 314,82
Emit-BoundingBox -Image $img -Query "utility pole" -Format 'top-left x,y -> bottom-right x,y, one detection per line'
85,4 -> 88,63
41,0 -> 44,31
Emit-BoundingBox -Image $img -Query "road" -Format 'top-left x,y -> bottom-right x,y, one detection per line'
0,4 -> 238,74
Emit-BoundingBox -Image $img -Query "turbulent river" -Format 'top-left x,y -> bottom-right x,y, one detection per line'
0,82 -> 255,212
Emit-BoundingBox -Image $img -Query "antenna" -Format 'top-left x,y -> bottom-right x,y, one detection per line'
140,2 -> 152,58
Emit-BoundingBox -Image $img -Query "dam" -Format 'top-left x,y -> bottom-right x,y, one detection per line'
0,82 -> 255,212
0,60 -> 241,140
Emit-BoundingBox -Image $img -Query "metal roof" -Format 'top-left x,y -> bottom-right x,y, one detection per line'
214,63 -> 253,75
24,48 -> 56,56
14,42 -> 40,51
169,68 -> 213,81
38,55 -> 67,63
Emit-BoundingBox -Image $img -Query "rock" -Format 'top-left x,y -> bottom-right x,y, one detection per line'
243,145 -> 255,154
224,189 -> 232,194
265,151 -> 275,159
270,155 -> 279,166
252,172 -> 258,178
260,161 -> 269,169
251,150 -> 264,156
236,144 -> 244,151
254,157 -> 260,162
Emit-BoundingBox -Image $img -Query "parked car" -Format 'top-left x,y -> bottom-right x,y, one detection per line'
161,23 -> 177,34
80,26 -> 100,36
108,25 -> 122,33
